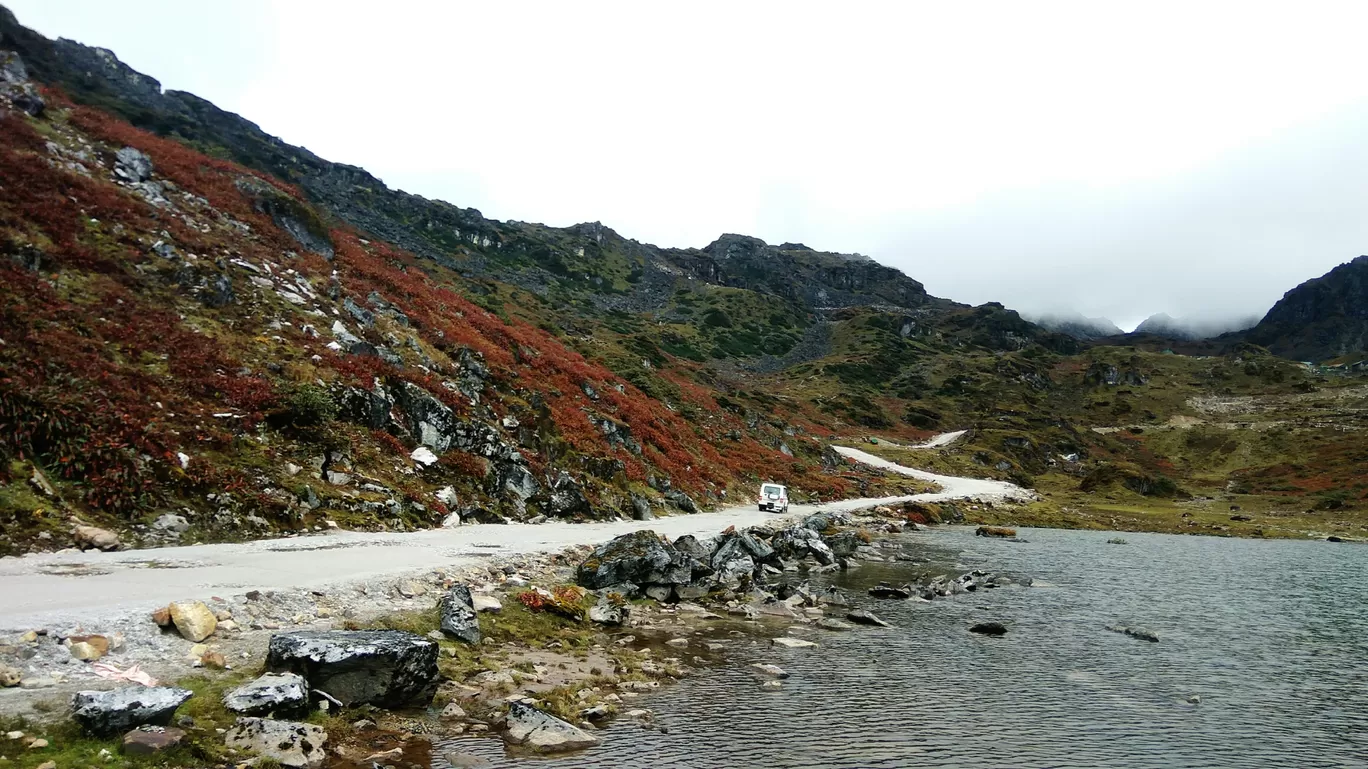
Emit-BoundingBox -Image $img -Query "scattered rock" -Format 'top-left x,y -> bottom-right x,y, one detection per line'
71,686 -> 194,737
168,601 -> 217,642
266,630 -> 440,708
472,594 -> 503,613
576,530 -> 691,589
665,638 -> 689,648
816,618 -> 854,631
868,583 -> 913,599
588,598 -> 627,626
969,622 -> 1008,636
444,750 -> 493,768
751,663 -> 789,679
68,638 -> 107,661
770,637 -> 818,649
224,717 -> 328,768
440,585 -> 481,644
846,609 -> 891,627
440,702 -> 467,720
114,146 -> 154,183
397,580 -> 427,598
0,664 -> 21,687
223,673 -> 309,717
73,525 -> 121,551
121,725 -> 185,755
975,526 -> 1017,538
503,701 -> 603,753
1106,625 -> 1159,643
760,679 -> 784,691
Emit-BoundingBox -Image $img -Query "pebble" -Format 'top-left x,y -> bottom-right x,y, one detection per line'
760,680 -> 784,691
665,638 -> 689,648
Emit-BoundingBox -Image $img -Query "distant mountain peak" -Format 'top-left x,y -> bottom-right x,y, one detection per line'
1245,255 -> 1368,360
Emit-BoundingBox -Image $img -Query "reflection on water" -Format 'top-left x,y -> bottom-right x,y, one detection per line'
429,528 -> 1368,768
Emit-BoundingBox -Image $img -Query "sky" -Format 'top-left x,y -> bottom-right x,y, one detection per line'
11,0 -> 1368,331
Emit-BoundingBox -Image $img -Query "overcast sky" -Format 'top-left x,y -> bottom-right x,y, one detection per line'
13,1 -> 1368,330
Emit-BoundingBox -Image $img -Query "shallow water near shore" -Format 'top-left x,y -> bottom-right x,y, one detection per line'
434,527 -> 1368,768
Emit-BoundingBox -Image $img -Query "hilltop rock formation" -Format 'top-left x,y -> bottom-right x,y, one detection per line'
1245,255 -> 1368,360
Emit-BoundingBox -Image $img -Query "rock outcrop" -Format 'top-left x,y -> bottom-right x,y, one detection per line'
265,630 -> 439,708
1245,255 -> 1368,360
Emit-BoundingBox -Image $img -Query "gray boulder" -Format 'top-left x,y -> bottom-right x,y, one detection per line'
265,630 -> 439,708
802,511 -> 852,532
224,717 -> 327,768
588,597 -> 627,626
503,701 -> 603,753
631,494 -> 654,520
0,50 -> 44,116
576,530 -> 691,589
824,530 -> 864,559
71,686 -> 193,737
114,146 -> 154,183
846,609 -> 891,627
664,489 -> 699,513
771,526 -> 836,565
440,585 -> 481,644
223,672 -> 309,717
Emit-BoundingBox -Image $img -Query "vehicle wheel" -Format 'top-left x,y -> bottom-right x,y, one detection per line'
758,505 -> 765,512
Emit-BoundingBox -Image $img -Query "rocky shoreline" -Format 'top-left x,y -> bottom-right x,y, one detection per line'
0,499 -> 1026,767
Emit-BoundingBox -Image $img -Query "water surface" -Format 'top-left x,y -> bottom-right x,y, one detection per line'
437,528 -> 1368,768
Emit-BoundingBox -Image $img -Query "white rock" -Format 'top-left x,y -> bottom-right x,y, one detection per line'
770,637 -> 818,649
411,446 -> 439,466
224,718 -> 327,768
503,702 -> 602,753
472,595 -> 502,613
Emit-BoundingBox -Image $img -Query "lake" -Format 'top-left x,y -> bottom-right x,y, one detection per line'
432,527 -> 1368,768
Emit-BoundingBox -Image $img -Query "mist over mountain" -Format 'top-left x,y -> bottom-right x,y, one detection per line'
1024,312 -> 1123,341
1131,313 -> 1262,341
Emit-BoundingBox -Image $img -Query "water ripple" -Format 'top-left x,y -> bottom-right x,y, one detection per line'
431,528 -> 1368,768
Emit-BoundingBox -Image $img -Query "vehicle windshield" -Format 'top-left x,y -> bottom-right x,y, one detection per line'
762,484 -> 784,497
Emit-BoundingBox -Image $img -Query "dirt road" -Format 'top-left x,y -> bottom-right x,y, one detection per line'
0,439 -> 1028,632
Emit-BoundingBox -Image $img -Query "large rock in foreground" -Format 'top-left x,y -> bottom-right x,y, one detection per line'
223,672 -> 309,717
576,530 -> 690,590
265,630 -> 439,708
71,686 -> 193,737
225,717 -> 328,768
440,585 -> 481,644
503,701 -> 603,753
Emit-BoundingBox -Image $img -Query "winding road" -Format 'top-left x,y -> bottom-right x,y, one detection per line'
0,435 -> 1029,632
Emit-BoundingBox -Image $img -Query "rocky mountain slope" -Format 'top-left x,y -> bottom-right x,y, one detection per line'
0,3 -> 1365,555
1245,255 -> 1368,361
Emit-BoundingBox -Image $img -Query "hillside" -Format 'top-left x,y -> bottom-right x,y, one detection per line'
1,3 -> 1366,555
1245,255 -> 1368,361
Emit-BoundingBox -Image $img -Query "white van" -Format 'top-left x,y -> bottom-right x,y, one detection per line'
758,483 -> 789,513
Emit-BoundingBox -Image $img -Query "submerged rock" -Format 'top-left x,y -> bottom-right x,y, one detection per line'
71,687 -> 193,737
1106,625 -> 1159,643
223,672 -> 309,717
846,609 -> 891,627
868,583 -> 913,599
969,622 -> 1008,636
266,630 -> 439,707
503,701 -> 603,753
224,717 -> 328,768
440,585 -> 481,644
